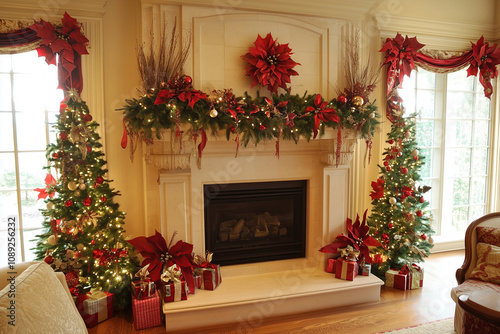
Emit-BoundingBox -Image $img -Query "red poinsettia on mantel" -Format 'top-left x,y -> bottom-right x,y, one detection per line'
127,231 -> 195,293
241,33 -> 300,94
319,210 -> 382,263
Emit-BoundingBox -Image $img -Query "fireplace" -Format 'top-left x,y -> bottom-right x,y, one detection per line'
204,180 -> 307,266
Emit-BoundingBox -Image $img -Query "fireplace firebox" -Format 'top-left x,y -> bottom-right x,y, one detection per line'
204,180 -> 307,266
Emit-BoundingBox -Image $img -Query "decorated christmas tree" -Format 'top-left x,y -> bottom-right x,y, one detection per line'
33,90 -> 138,308
367,115 -> 434,280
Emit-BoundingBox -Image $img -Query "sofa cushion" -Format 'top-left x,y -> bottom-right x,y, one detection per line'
477,226 -> 500,247
469,242 -> 500,284
0,262 -> 87,334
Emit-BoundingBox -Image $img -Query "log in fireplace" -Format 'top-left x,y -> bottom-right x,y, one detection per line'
204,180 -> 307,266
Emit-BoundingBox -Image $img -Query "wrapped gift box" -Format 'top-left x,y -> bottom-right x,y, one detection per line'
131,278 -> 156,300
326,258 -> 336,273
193,274 -> 202,289
361,263 -> 371,276
132,290 -> 162,330
335,258 -> 358,281
409,264 -> 424,289
194,264 -> 222,290
76,290 -> 113,328
385,269 -> 408,290
162,280 -> 188,303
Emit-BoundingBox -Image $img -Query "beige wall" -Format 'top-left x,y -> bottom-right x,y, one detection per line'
98,0 -> 498,238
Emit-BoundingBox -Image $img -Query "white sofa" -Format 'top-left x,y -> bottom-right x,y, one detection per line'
0,261 -> 88,333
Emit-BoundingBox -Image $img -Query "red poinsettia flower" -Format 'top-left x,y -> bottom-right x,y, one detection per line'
319,210 -> 382,263
127,231 -> 194,291
467,36 -> 500,98
399,186 -> 414,200
154,75 -> 207,108
30,12 -> 89,89
369,178 -> 385,200
34,173 -> 57,200
380,33 -> 425,92
242,33 -> 300,94
303,94 -> 339,139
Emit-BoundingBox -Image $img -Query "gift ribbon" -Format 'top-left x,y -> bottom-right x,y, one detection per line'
161,264 -> 182,301
83,290 -> 109,323
337,245 -> 360,261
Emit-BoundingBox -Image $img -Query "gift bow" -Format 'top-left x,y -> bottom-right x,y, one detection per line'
399,264 -> 410,275
135,263 -> 151,280
193,251 -> 216,268
411,263 -> 422,272
337,245 -> 360,261
161,264 -> 182,284
87,289 -> 107,300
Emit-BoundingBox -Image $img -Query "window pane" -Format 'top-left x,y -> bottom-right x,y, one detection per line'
13,73 -> 45,112
474,121 -> 490,146
0,54 -> 11,72
416,121 -> 434,146
446,120 -> 472,146
419,148 -> 432,178
451,207 -> 469,234
0,191 -> 19,217
21,190 -> 45,230
416,90 -> 436,117
448,71 -> 474,91
452,177 -> 470,206
447,92 -> 473,119
16,111 -> 47,151
416,71 -> 436,89
470,205 -> 485,222
472,148 -> 488,175
0,153 -> 16,190
12,51 -> 46,73
471,177 -> 486,204
475,96 -> 491,119
0,74 -> 12,111
0,113 -> 14,151
446,148 -> 470,176
18,152 -> 47,189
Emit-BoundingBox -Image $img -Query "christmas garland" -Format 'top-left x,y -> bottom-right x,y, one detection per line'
120,30 -> 380,165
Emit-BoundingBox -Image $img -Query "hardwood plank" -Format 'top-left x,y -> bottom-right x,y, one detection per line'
88,250 -> 464,334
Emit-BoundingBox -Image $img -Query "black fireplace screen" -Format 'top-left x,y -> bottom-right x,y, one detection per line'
204,180 -> 307,266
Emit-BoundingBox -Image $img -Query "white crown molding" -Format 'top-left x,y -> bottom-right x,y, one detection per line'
377,15 -> 497,51
0,0 -> 107,20
141,0 -> 374,21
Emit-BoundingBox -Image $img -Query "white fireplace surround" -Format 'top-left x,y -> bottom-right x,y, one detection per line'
140,4 -> 383,331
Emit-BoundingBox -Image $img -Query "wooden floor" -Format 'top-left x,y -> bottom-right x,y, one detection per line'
88,250 -> 464,334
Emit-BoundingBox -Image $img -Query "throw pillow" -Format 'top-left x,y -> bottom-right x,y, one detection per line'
469,242 -> 500,284
0,262 -> 88,334
476,226 -> 500,247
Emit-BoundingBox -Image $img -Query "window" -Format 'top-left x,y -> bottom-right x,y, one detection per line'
399,68 -> 492,241
0,50 -> 63,266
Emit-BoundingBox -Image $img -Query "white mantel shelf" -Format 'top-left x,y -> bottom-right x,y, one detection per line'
162,267 -> 383,332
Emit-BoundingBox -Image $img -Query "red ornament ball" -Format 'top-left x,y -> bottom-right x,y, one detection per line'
44,256 -> 53,264
419,197 -> 425,203
401,167 -> 408,174
259,124 -> 266,131
101,196 -> 106,203
87,146 -> 91,153
413,156 -> 419,160
91,239 -> 96,245
52,152 -> 59,159
60,132 -> 68,141
388,222 -> 394,229
96,176 -> 104,184
65,200 -> 73,207
183,75 -> 192,85
388,139 -> 394,144
84,114 -> 93,122
416,210 -> 423,217
92,249 -> 103,258
420,234 -> 427,240
386,166 -> 391,172
337,95 -> 347,104
383,161 -> 389,167
83,197 -> 92,206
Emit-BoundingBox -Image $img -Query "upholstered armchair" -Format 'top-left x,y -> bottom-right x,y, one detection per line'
0,261 -> 88,333
451,212 -> 500,333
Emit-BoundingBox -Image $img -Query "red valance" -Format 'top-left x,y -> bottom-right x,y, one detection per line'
0,13 -> 88,94
381,34 -> 500,123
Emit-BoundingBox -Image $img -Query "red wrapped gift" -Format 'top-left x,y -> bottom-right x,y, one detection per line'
194,264 -> 222,290
132,263 -> 156,300
335,258 -> 358,281
385,267 -> 409,290
132,291 -> 162,330
193,273 -> 202,289
76,290 -> 113,328
161,264 -> 188,303
326,258 -> 336,273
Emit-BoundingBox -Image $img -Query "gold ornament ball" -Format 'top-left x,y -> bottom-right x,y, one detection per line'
79,183 -> 87,190
75,190 -> 81,196
428,236 -> 434,244
209,108 -> 218,118
46,202 -> 54,210
412,149 -> 419,157
68,181 -> 78,191
48,235 -> 57,245
389,197 -> 397,205
351,96 -> 364,107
